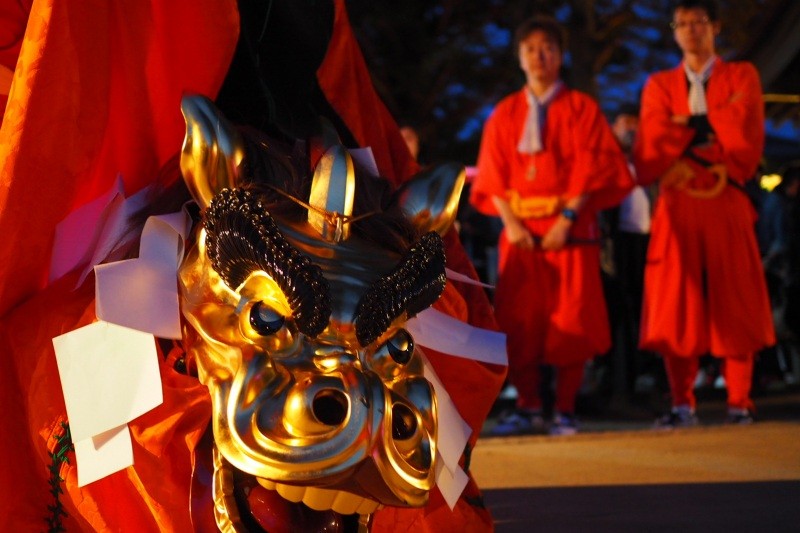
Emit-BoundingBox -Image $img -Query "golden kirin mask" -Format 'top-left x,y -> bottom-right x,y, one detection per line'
177,95 -> 464,531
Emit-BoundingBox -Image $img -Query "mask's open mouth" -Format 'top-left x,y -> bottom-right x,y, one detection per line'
214,446 -> 377,532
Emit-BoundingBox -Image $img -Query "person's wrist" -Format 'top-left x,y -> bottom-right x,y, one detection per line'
560,207 -> 578,223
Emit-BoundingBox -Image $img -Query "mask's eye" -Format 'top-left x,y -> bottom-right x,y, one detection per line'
386,329 -> 414,365
249,301 -> 286,336
366,329 -> 417,380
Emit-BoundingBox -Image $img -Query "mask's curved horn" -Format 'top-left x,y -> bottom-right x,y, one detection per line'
180,94 -> 246,210
394,163 -> 466,235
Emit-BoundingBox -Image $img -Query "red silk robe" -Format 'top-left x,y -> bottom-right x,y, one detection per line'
470,86 -> 632,368
633,59 -> 775,358
0,1 -> 504,531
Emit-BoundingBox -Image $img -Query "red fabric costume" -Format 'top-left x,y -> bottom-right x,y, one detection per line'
470,86 -> 632,411
0,1 -> 504,531
633,59 -> 774,409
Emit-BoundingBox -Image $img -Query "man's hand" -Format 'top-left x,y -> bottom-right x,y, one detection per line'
671,114 -> 689,126
541,216 -> 572,251
506,218 -> 535,249
661,159 -> 695,189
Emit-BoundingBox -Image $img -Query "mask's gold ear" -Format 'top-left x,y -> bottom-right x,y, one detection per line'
394,163 -> 466,235
180,94 -> 246,209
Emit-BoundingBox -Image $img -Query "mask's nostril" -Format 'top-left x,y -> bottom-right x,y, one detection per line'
312,389 -> 349,426
391,403 -> 417,440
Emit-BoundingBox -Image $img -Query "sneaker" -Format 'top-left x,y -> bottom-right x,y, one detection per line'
654,407 -> 699,429
549,413 -> 578,436
725,408 -> 754,425
529,410 -> 546,433
490,409 -> 544,436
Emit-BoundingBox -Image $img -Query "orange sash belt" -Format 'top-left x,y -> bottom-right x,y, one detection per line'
507,190 -> 563,219
664,154 -> 729,199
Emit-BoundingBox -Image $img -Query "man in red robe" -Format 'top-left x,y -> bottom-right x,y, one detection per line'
470,16 -> 632,436
633,0 -> 774,427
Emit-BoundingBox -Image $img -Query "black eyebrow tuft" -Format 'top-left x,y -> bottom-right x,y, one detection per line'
354,232 -> 447,347
204,188 -> 331,338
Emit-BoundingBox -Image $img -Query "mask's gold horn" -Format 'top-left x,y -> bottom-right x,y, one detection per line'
180,94 -> 246,209
395,163 -> 466,235
304,118 -> 357,243
308,144 -> 356,243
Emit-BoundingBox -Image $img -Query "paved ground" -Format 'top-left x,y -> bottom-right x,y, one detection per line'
471,390 -> 800,531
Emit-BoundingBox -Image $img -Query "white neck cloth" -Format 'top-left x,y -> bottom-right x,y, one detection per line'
517,81 -> 562,154
684,56 -> 716,115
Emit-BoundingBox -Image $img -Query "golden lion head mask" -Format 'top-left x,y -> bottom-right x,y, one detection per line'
177,95 -> 465,530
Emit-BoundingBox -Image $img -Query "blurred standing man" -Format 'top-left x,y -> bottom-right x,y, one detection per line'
470,15 -> 632,435
634,0 -> 774,427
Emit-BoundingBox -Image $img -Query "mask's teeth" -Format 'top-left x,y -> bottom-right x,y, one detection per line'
355,497 -> 381,515
264,480 -> 382,515
275,482 -> 305,503
256,477 -> 276,490
331,490 -> 365,515
303,486 -> 337,511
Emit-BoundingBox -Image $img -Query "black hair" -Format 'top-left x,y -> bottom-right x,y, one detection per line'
238,127 -> 419,255
617,103 -> 641,117
673,0 -> 719,21
513,15 -> 567,54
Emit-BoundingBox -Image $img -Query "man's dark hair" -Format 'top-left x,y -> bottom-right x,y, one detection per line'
617,103 -> 640,117
513,15 -> 567,54
673,0 -> 719,21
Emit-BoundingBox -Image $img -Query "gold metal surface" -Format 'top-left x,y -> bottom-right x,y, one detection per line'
213,446 -> 245,532
308,145 -> 356,242
394,162 -> 466,235
179,218 -> 438,510
177,95 -> 468,526
180,95 -> 245,209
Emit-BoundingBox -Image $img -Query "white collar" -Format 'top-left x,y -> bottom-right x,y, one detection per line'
684,56 -> 717,82
525,80 -> 563,107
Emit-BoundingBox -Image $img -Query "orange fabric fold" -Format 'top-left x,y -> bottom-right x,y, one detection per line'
0,0 -> 237,529
0,0 -> 240,316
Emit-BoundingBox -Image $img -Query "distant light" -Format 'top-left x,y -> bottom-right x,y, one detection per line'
761,174 -> 782,192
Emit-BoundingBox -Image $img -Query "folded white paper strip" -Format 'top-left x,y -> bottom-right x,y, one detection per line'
53,321 -> 163,486
94,210 -> 190,339
423,355 -> 472,510
408,307 -> 508,366
411,307 -> 507,507
51,185 -> 192,486
445,267 -> 494,289
434,454 -> 470,510
53,321 -> 162,442
73,425 -> 133,487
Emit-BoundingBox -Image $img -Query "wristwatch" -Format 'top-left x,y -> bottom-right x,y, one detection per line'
560,207 -> 578,222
